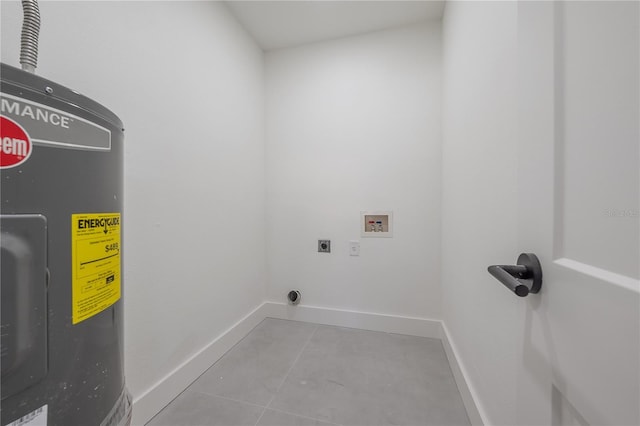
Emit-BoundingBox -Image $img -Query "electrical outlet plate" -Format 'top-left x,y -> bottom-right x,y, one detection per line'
318,240 -> 331,253
361,211 -> 393,238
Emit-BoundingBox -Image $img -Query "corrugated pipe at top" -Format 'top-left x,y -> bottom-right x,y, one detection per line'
20,0 -> 40,73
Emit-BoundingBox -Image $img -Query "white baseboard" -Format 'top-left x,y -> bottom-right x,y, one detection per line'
130,301 -> 483,426
129,303 -> 270,426
262,301 -> 442,338
440,323 -> 487,426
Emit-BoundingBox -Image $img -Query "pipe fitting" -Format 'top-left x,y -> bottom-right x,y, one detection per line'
20,0 -> 41,73
287,290 -> 301,305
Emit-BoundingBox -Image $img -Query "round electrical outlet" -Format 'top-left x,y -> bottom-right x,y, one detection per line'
318,240 -> 331,253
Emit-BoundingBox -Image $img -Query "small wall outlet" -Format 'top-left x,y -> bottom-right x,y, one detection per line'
318,240 -> 331,253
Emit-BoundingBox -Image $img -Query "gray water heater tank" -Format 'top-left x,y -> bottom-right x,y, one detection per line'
0,63 -> 131,426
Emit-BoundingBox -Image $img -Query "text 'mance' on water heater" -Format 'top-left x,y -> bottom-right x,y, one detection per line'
1,1 -> 131,425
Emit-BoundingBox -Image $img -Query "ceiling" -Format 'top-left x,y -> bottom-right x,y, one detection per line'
225,1 -> 445,51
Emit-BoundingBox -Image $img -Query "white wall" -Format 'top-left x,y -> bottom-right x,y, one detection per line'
265,22 -> 442,320
441,2 -> 519,424
1,0 -> 266,413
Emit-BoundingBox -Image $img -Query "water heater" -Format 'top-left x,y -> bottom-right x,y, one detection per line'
1,2 -> 131,425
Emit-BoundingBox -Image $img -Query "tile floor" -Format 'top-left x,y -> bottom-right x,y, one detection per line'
147,319 -> 470,426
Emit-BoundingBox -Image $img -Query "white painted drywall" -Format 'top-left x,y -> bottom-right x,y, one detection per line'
1,0 -> 266,404
265,22 -> 442,320
441,2 -> 519,424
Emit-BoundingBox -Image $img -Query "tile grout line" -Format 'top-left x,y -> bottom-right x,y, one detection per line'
277,325 -> 319,395
255,324 -> 319,426
192,390 -> 267,410
254,406 -> 268,426
267,325 -> 319,407
266,406 -> 343,426
190,390 -> 272,426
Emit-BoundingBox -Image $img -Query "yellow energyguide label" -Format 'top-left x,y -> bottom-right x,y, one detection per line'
71,213 -> 121,324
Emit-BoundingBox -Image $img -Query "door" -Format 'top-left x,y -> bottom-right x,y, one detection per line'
516,2 -> 639,425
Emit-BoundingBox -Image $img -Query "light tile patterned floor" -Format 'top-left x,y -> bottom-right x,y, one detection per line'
147,318 -> 470,426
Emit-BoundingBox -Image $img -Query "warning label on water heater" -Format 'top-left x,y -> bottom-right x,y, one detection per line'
71,213 -> 121,324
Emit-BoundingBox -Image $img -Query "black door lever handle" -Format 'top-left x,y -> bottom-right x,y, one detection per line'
488,253 -> 542,297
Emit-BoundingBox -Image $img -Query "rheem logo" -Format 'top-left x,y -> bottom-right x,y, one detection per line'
1,115 -> 32,169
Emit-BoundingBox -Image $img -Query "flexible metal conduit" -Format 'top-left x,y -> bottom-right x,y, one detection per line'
20,0 -> 40,73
